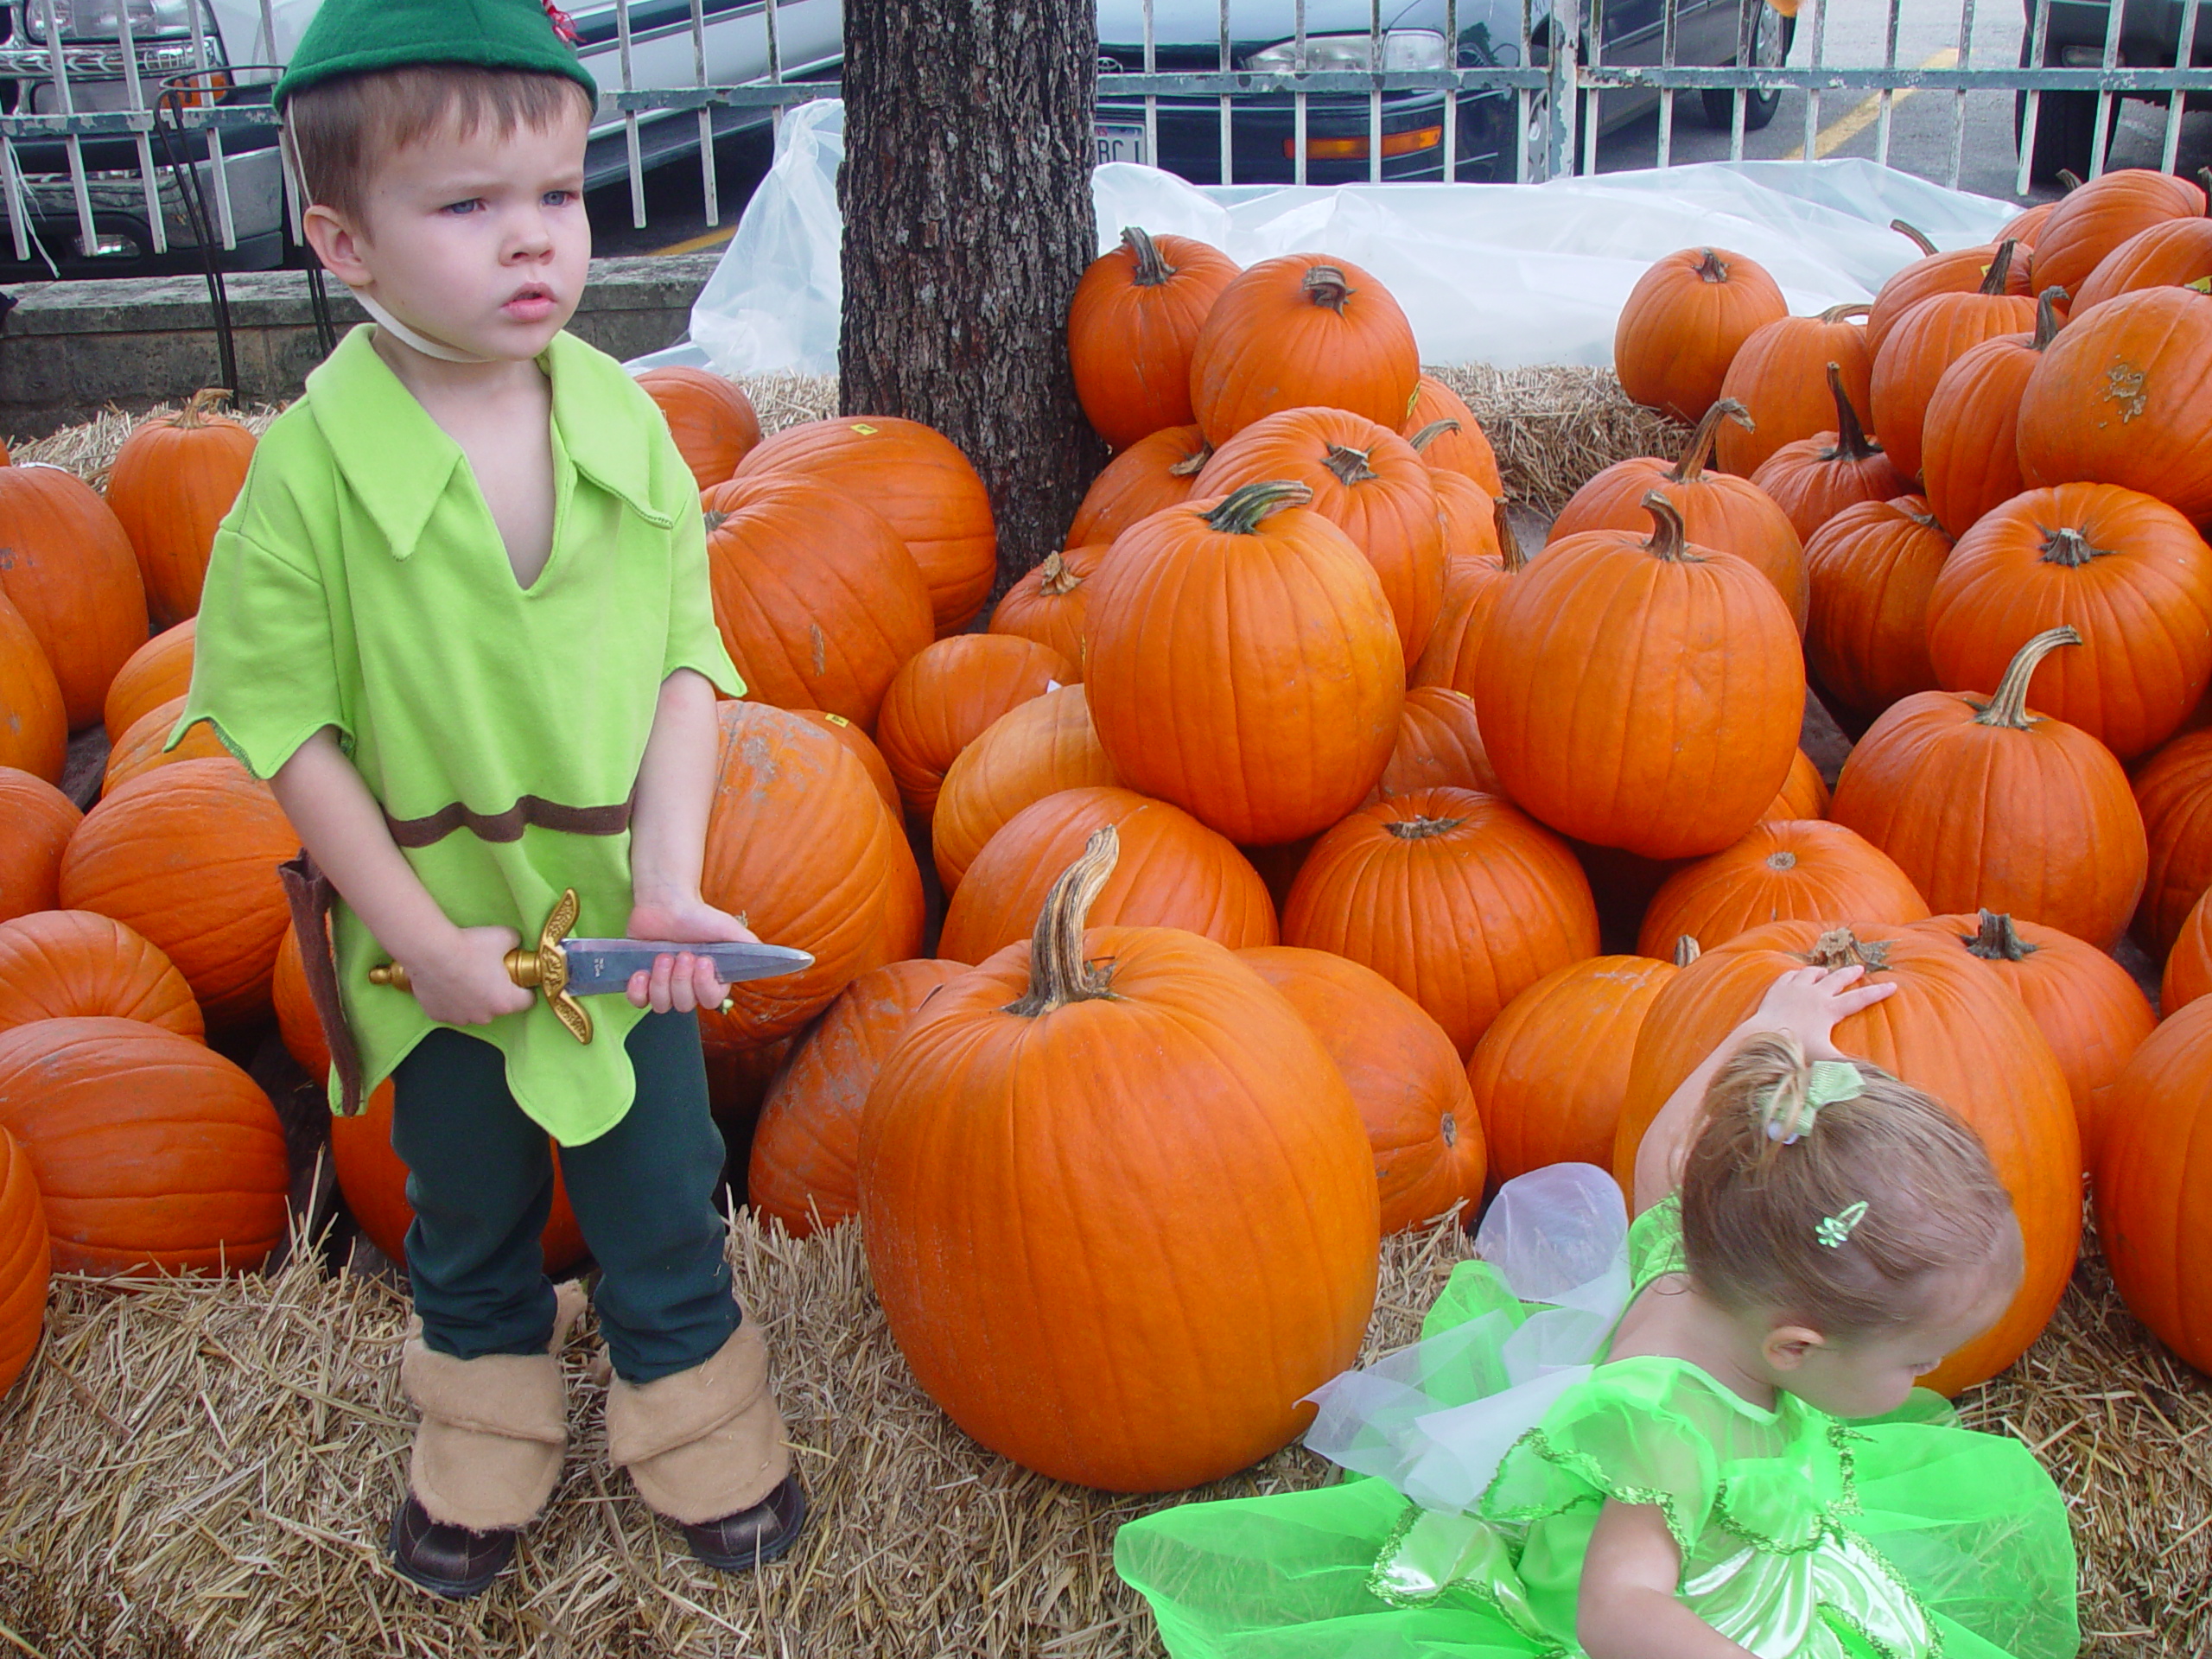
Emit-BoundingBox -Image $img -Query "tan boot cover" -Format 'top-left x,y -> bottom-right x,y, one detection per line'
604,1319 -> 791,1526
400,1281 -> 588,1532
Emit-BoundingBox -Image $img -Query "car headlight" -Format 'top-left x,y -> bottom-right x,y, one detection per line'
1246,30 -> 1449,73
38,0 -> 194,41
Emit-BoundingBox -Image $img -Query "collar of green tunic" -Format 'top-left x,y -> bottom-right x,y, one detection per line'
302,323 -> 676,561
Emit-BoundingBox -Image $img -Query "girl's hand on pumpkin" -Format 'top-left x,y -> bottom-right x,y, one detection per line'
1749,965 -> 1896,1061
405,925 -> 537,1027
624,893 -> 759,1014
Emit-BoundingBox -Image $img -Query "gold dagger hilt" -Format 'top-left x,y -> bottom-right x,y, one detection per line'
367,888 -> 594,1044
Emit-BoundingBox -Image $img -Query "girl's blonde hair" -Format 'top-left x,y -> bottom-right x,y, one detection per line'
1678,1033 -> 2020,1335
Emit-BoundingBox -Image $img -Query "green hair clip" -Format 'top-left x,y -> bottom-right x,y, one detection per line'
1815,1200 -> 1871,1249
1762,1058 -> 1865,1146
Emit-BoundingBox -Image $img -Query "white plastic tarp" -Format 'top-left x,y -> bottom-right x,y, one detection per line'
643,97 -> 2018,379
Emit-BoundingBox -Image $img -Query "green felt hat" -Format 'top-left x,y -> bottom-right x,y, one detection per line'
275,0 -> 599,108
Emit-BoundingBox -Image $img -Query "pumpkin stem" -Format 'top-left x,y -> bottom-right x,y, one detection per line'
1408,417 -> 1460,455
1971,626 -> 2082,729
1639,490 -> 1702,563
2033,288 -> 2066,350
1964,908 -> 2038,962
702,508 -> 729,536
1671,397 -> 1752,485
1167,439 -> 1214,478
1805,926 -> 1891,973
1674,936 -> 1701,968
2040,525 -> 2111,568
1764,849 -> 1799,872
1494,496 -> 1527,572
1122,226 -> 1175,287
1303,265 -> 1355,312
1693,247 -> 1731,283
2057,168 -> 2084,193
1384,814 -> 1466,841
2200,168 -> 2212,214
1037,551 -> 1084,598
1323,444 -> 1381,486
1899,497 -> 1943,531
178,386 -> 229,427
1204,479 -> 1314,534
1823,361 -> 1884,464
1890,219 -> 1940,256
1980,239 -> 2019,296
1818,302 -> 1874,324
1003,826 -> 1121,1017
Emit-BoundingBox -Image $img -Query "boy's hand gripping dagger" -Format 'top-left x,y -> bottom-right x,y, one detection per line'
366,888 -> 811,1044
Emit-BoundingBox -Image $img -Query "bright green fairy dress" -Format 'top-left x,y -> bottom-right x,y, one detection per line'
1115,1165 -> 2078,1659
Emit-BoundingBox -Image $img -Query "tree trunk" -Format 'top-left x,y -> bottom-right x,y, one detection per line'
840,0 -> 1104,601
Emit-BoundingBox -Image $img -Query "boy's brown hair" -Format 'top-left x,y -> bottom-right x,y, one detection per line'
282,64 -> 593,225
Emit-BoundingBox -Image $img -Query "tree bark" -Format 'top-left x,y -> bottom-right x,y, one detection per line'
840,0 -> 1104,601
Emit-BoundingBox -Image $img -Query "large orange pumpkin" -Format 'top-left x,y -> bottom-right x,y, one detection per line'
1473,494 -> 1803,860
2028,165 -> 2206,304
102,617 -> 194,745
791,709 -> 899,821
734,416 -> 996,635
1402,376 -> 1504,495
2129,727 -> 2212,957
0,767 -> 77,922
1085,482 -> 1404,846
1430,469 -> 1500,568
1715,302 -> 1875,476
938,785 -> 1275,964
2094,994 -> 2212,1374
2164,887 -> 2212,1011
0,1016 -> 289,1274
1068,227 -> 1242,450
0,464 -> 148,728
1637,820 -> 1929,959
1410,496 -> 1527,696
104,390 -> 256,630
1613,246 -> 1788,423
988,543 -> 1107,675
1065,423 -> 1211,547
102,692 -> 229,795
2072,209 -> 2212,313
634,366 -> 761,491
1750,365 -> 1912,543
931,683 -> 1120,892
1830,629 -> 2146,950
1187,252 -> 1419,442
874,633 -> 1072,820
1240,944 -> 1485,1234
1923,482 -> 2212,761
0,910 -> 202,1040
0,1124 -> 47,1395
1282,786 -> 1600,1058
1866,233 -> 2036,363
0,588 -> 64,783
1613,923 -> 2080,1394
1868,240 -> 2037,482
699,473 -> 933,730
1374,685 -> 1500,800
1920,289 -> 2064,538
1802,494 -> 1952,721
746,958 -> 965,1238
57,757 -> 295,1028
859,830 -> 1379,1491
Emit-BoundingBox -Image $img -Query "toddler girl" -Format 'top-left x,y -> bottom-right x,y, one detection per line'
1116,963 -> 2078,1658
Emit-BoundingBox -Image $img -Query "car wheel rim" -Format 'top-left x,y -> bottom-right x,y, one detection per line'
1756,4 -> 1786,71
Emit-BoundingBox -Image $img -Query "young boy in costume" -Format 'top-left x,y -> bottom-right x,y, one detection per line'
174,0 -> 805,1598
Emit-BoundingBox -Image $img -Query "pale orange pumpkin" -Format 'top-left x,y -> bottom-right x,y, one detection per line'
0,464 -> 148,728
0,910 -> 203,1040
988,543 -> 1108,675
931,683 -> 1121,893
634,366 -> 761,490
105,390 -> 256,629
102,693 -> 230,795
1613,246 -> 1789,423
874,634 -> 1073,820
1402,376 -> 1505,495
102,617 -> 194,745
0,767 -> 77,921
0,589 -> 64,783
1637,819 -> 1930,958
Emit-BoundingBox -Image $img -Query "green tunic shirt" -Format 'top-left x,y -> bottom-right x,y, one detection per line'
176,324 -> 742,1146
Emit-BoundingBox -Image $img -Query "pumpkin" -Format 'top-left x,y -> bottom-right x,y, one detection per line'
702,701 -> 918,1046
2016,286 -> 2212,523
697,1029 -> 794,1128
1999,200 -> 2059,250
734,416 -> 996,635
105,390 -> 256,629
1430,470 -> 1500,565
1374,686 -> 1501,800
271,925 -> 327,1080
1473,493 -> 1803,861
1613,246 -> 1789,423
1750,365 -> 1912,543
1402,376 -> 1504,494
861,829 -> 1378,1491
2094,994 -> 2212,1374
1866,233 -> 2036,363
1411,496 -> 1525,695
1637,820 -> 1930,959
1909,910 -> 2156,1170
1282,785 -> 1600,1058
789,709 -> 900,820
58,757 -> 295,1028
1923,482 -> 2212,762
1613,923 -> 2080,1393
875,633 -> 1072,820
102,617 -> 194,744
2028,165 -> 2207,306
1920,289 -> 2065,538
699,473 -> 933,729
2072,204 -> 2212,314
1869,241 -> 2037,482
938,785 -> 1275,964
931,683 -> 1120,892
0,1016 -> 289,1274
0,589 -> 64,783
1069,227 -> 1242,451
0,911 -> 202,1040
746,958 -> 965,1238
1085,481 -> 1403,846
1764,750 -> 1830,823
1802,494 -> 1952,721
1194,406 -> 1446,660
2163,887 -> 2212,1011
2131,728 -> 2212,957
0,464 -> 148,728
0,1124 -> 47,1395
1714,303 -> 1875,476
103,693 -> 229,795
634,366 -> 761,490
1468,951 -> 1679,1183
1187,252 -> 1420,442
1240,944 -> 1485,1234
1065,423 -> 1211,548
1831,628 -> 2147,950
1548,398 -> 1808,631
0,767 -> 77,921
989,543 -> 1107,674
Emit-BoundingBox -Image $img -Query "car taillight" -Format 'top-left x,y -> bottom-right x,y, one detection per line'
1284,125 -> 1442,162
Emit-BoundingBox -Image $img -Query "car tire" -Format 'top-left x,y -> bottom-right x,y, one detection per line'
1703,6 -> 1795,132
2013,37 -> 2120,185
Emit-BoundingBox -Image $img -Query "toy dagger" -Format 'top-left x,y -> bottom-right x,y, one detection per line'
367,888 -> 811,1044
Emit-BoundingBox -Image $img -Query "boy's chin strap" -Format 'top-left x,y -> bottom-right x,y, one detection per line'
356,292 -> 499,365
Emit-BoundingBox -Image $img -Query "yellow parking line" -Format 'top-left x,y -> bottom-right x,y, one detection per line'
1782,46 -> 1959,161
652,225 -> 737,257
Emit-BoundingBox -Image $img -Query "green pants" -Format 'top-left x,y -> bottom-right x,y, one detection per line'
389,1010 -> 741,1383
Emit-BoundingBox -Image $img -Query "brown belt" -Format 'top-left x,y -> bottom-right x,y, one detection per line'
382,794 -> 633,849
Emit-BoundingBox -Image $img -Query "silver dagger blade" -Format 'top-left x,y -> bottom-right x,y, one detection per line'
558,938 -> 815,995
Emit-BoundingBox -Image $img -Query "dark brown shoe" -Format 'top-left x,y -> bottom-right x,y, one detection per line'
680,1473 -> 808,1572
388,1493 -> 517,1599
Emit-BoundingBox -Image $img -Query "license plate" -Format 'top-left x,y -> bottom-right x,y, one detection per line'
1096,122 -> 1147,165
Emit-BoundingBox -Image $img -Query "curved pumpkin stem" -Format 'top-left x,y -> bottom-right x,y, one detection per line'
2033,288 -> 2066,350
1004,825 -> 1120,1017
1495,496 -> 1527,573
2200,168 -> 2212,215
1167,439 -> 1214,478
1822,362 -> 1885,464
1804,926 -> 1891,973
1692,247 -> 1731,283
1639,491 -> 1701,563
1384,813 -> 1466,841
1670,397 -> 1752,486
1899,497 -> 1943,531
1980,239 -> 2019,296
1037,551 -> 1083,598
1890,219 -> 1940,257
1964,909 -> 2039,962
1303,265 -> 1355,312
2056,168 -> 2084,193
1323,444 -> 1381,486
1819,302 -> 1874,324
1674,936 -> 1701,968
176,386 -> 230,427
1205,479 -> 1314,533
1408,417 -> 1460,455
1122,226 -> 1174,287
1972,626 -> 2082,730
